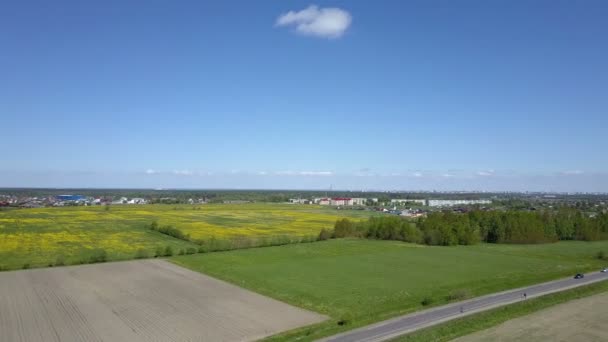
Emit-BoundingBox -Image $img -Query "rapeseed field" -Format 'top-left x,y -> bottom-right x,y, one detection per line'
0,204 -> 371,270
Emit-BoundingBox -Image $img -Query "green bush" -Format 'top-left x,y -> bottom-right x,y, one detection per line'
318,228 -> 333,241
334,218 -> 356,238
89,249 -> 108,263
55,255 -> 65,266
336,313 -> 353,326
164,246 -> 174,256
421,296 -> 434,306
135,249 -> 149,259
150,222 -> 190,242
446,289 -> 472,301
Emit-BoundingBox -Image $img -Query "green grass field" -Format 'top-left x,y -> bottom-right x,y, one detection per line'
172,238 -> 608,341
0,204 -> 372,270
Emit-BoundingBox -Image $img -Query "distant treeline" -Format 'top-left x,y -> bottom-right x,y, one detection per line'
323,208 -> 608,245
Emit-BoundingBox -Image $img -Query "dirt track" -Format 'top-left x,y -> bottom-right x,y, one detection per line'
0,259 -> 326,342
453,292 -> 608,342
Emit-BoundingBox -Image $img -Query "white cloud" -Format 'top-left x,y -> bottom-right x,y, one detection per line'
173,170 -> 193,176
413,172 -> 423,177
275,170 -> 334,176
145,169 -> 158,175
476,170 -> 495,177
561,170 -> 584,175
354,168 -> 374,177
442,173 -> 455,178
300,171 -> 333,176
257,171 -> 268,176
276,5 -> 352,38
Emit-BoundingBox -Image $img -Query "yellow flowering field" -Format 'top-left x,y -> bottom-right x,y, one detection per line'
0,204 -> 372,270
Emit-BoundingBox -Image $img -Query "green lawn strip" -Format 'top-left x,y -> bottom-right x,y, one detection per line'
171,239 -> 608,341
391,280 -> 608,342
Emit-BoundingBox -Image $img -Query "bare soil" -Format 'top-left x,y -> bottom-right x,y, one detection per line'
453,292 -> 608,342
0,259 -> 326,342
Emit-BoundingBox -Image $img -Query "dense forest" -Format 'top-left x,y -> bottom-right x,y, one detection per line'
327,208 -> 608,246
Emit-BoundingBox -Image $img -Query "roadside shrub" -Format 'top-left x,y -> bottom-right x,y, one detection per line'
197,246 -> 206,253
336,313 -> 352,326
135,249 -> 149,259
268,235 -> 293,247
186,247 -> 197,255
421,296 -> 434,306
55,255 -> 65,266
178,249 -> 185,255
300,235 -> 317,243
334,218 -> 356,238
596,251 -> 605,260
89,249 -> 108,263
230,236 -> 254,249
318,228 -> 333,241
164,246 -> 174,256
446,289 -> 472,302
22,263 -> 30,269
154,246 -> 164,258
205,237 -> 231,251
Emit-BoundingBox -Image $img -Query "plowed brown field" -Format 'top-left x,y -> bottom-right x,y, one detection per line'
0,259 -> 326,342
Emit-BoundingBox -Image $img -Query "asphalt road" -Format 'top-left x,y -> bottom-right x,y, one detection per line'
320,271 -> 608,342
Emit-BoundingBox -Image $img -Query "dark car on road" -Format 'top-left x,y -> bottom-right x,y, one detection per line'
574,273 -> 584,279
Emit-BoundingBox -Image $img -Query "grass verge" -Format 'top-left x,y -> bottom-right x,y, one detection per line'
391,279 -> 608,341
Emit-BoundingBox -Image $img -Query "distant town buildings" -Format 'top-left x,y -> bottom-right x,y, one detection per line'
427,199 -> 491,207
312,197 -> 368,206
297,197 -> 492,208
391,199 -> 427,205
1,191 -> 492,210
289,198 -> 311,204
56,195 -> 87,202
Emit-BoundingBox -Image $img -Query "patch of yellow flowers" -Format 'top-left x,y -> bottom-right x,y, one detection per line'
0,204 -> 365,264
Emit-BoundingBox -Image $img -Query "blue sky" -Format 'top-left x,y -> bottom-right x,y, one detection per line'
1,1 -> 607,191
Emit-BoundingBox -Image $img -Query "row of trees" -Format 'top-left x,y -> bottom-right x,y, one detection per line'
325,217 -> 424,244
464,208 -> 608,244
328,208 -> 608,246
149,221 -> 190,241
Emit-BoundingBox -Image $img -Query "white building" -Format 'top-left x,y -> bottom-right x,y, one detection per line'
315,197 -> 374,206
330,198 -> 353,206
289,198 -> 311,204
351,198 -> 367,206
316,198 -> 331,205
391,199 -> 427,205
427,199 -> 491,207
112,197 -> 128,204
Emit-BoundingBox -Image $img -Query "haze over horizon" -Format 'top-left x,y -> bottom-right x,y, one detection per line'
2,1 -> 607,192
